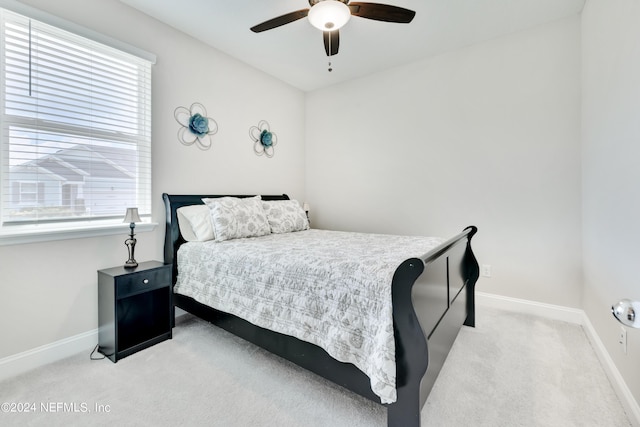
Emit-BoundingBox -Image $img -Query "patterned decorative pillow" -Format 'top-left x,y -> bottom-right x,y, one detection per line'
177,204 -> 215,241
202,196 -> 271,242
262,200 -> 310,234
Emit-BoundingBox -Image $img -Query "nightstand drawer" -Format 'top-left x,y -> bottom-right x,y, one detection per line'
116,267 -> 170,299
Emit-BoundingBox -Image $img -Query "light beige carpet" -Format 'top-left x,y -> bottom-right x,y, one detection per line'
0,307 -> 632,426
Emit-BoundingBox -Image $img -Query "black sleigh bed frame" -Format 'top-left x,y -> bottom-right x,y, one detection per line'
163,193 -> 479,427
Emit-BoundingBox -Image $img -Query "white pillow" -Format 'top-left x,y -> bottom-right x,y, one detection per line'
202,196 -> 271,242
262,200 -> 310,234
176,204 -> 215,241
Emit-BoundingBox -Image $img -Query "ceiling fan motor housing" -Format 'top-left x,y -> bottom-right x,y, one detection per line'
309,0 -> 350,6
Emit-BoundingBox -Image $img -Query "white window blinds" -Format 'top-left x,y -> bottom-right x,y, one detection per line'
0,8 -> 152,227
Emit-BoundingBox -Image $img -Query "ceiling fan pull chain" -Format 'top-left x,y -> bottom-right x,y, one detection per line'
328,32 -> 333,72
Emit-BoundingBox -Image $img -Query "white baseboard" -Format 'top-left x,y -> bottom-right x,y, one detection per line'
581,312 -> 640,427
477,292 -> 640,427
0,310 -> 189,383
476,291 -> 584,324
0,328 -> 98,383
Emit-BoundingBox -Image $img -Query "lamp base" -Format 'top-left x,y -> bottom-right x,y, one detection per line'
124,260 -> 138,269
124,233 -> 138,269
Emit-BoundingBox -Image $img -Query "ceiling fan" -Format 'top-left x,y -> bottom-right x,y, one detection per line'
250,0 -> 416,57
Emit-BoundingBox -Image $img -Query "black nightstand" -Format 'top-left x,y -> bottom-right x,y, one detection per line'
97,261 -> 172,362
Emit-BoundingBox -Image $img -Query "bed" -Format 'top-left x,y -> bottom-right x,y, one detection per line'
163,193 -> 479,427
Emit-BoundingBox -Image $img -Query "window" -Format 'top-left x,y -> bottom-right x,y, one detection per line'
13,180 -> 43,205
0,7 -> 152,241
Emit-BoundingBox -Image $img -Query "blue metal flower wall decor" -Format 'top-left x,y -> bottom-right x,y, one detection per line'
174,103 -> 218,150
249,120 -> 278,158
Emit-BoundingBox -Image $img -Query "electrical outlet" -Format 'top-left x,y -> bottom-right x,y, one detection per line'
481,264 -> 492,278
619,326 -> 627,354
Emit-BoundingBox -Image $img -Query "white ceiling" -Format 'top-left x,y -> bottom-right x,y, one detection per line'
120,0 -> 585,92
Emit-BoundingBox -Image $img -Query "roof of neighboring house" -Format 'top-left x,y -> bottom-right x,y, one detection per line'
37,157 -> 86,181
11,144 -> 136,182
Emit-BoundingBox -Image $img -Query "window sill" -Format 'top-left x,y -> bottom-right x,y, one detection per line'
0,221 -> 157,246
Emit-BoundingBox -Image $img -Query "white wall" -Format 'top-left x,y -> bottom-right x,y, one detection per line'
0,0 -> 305,359
306,16 -> 583,308
582,0 -> 640,406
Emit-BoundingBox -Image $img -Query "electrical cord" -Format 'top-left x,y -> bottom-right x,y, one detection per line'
89,343 -> 106,360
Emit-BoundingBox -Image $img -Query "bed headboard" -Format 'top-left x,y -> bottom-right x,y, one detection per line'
162,193 -> 290,284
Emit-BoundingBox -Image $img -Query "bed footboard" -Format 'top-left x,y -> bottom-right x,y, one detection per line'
387,226 -> 479,427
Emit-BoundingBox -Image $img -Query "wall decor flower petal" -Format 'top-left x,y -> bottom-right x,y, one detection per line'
174,103 -> 218,150
249,120 -> 278,158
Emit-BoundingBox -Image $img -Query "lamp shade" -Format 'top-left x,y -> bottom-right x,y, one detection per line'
123,207 -> 141,224
308,1 -> 351,31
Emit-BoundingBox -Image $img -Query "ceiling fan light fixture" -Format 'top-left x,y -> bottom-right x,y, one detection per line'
308,1 -> 351,31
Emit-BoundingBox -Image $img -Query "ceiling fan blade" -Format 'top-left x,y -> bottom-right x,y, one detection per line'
323,30 -> 339,56
348,2 -> 416,23
250,9 -> 309,33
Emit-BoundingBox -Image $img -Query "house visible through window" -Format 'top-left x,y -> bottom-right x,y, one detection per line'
0,7 -> 152,232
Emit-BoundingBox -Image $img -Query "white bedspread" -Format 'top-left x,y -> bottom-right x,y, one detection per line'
174,229 -> 445,403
